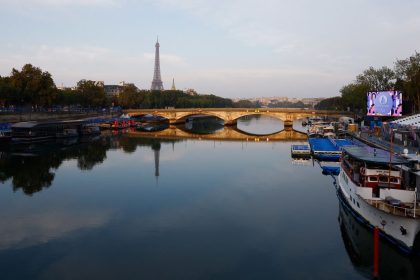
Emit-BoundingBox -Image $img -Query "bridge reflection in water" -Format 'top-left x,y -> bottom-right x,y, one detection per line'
127,125 -> 307,142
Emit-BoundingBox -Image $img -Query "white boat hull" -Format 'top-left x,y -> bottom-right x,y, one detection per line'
338,169 -> 420,253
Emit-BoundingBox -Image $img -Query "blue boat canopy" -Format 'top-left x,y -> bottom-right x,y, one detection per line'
342,146 -> 409,165
291,145 -> 310,151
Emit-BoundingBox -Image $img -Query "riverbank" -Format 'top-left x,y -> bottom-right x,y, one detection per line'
0,111 -> 121,123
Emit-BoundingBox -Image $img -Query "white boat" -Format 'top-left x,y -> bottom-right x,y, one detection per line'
337,146 -> 420,253
321,125 -> 336,138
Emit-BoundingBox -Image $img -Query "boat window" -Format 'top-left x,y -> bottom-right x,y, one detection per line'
369,177 -> 378,182
379,176 -> 388,182
390,177 -> 398,183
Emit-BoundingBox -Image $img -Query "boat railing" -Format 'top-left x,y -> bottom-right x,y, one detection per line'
367,199 -> 420,218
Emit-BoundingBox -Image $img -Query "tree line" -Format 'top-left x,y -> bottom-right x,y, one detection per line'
315,51 -> 420,114
0,64 -> 244,110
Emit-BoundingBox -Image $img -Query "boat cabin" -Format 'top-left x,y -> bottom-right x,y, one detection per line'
12,120 -> 83,141
341,146 -> 410,198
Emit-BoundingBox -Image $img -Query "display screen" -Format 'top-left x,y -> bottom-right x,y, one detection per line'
366,91 -> 402,116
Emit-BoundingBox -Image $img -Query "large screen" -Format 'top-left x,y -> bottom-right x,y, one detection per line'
366,91 -> 402,116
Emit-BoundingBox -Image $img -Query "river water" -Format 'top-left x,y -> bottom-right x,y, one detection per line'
0,116 -> 419,280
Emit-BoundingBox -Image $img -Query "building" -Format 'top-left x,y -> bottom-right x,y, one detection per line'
104,81 -> 138,97
185,88 -> 198,96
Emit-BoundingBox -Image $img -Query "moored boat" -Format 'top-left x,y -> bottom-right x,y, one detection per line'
291,144 -> 311,158
56,128 -> 78,138
338,146 -> 420,254
80,125 -> 101,136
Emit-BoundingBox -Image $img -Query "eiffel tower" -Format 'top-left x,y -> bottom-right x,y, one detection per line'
151,37 -> 164,90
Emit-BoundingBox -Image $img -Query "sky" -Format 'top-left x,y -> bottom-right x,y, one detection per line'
0,0 -> 419,98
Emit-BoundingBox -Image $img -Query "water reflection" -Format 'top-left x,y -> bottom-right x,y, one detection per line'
338,195 -> 420,279
0,127 -> 416,279
237,115 -> 284,135
0,135 -> 180,195
184,116 -> 224,134
0,138 -> 109,195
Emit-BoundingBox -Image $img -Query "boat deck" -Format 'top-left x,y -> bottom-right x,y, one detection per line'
366,199 -> 420,219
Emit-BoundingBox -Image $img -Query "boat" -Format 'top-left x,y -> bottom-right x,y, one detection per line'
291,144 -> 311,158
337,197 -> 420,279
308,138 -> 342,161
307,122 -> 335,138
111,119 -> 132,130
321,125 -> 336,138
0,123 -> 12,144
338,145 -> 420,254
0,130 -> 11,144
56,128 -> 78,138
80,125 -> 101,136
12,121 -> 57,142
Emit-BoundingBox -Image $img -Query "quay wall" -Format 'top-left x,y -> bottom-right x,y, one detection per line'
0,111 -> 120,123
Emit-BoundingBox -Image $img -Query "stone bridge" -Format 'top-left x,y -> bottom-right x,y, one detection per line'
124,108 -> 351,126
127,125 -> 308,142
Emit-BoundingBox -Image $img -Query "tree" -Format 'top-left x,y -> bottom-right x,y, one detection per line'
76,80 -> 106,107
394,52 -> 420,113
356,66 -> 395,91
340,83 -> 370,113
9,64 -> 57,107
0,76 -> 18,106
118,84 -> 141,108
315,96 -> 343,110
233,99 -> 259,108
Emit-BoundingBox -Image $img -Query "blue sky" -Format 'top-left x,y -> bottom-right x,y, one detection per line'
1,0 -> 419,98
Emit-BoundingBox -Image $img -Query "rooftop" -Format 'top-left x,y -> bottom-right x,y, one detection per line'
343,146 -> 409,165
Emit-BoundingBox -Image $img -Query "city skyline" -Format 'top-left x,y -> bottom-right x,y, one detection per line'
1,0 -> 420,98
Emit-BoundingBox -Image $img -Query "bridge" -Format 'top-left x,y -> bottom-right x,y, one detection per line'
124,108 -> 351,126
127,125 -> 308,142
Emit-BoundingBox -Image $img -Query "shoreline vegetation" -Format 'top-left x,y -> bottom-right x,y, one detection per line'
315,51 -> 420,114
1,51 -> 419,113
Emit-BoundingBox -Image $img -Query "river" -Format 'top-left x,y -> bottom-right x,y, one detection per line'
0,116 -> 418,280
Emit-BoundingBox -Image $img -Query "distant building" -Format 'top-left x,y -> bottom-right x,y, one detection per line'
104,81 -> 138,97
104,85 -> 123,97
185,88 -> 198,96
301,98 -> 325,107
232,96 -> 325,108
57,85 -> 77,91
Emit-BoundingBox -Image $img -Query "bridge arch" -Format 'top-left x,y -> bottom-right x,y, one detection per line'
130,112 -> 170,121
231,112 -> 286,122
175,112 -> 226,123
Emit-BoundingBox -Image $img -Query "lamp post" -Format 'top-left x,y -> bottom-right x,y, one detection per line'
388,128 -> 396,189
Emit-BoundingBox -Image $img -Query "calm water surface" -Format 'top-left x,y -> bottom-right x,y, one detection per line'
0,116 -> 418,280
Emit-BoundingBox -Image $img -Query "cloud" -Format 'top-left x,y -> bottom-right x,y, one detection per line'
0,44 -> 151,86
1,0 -> 118,6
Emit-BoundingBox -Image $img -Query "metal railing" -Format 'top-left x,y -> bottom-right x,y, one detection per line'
367,199 -> 420,218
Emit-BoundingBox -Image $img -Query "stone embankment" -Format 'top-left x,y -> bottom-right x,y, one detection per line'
0,111 -> 120,123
